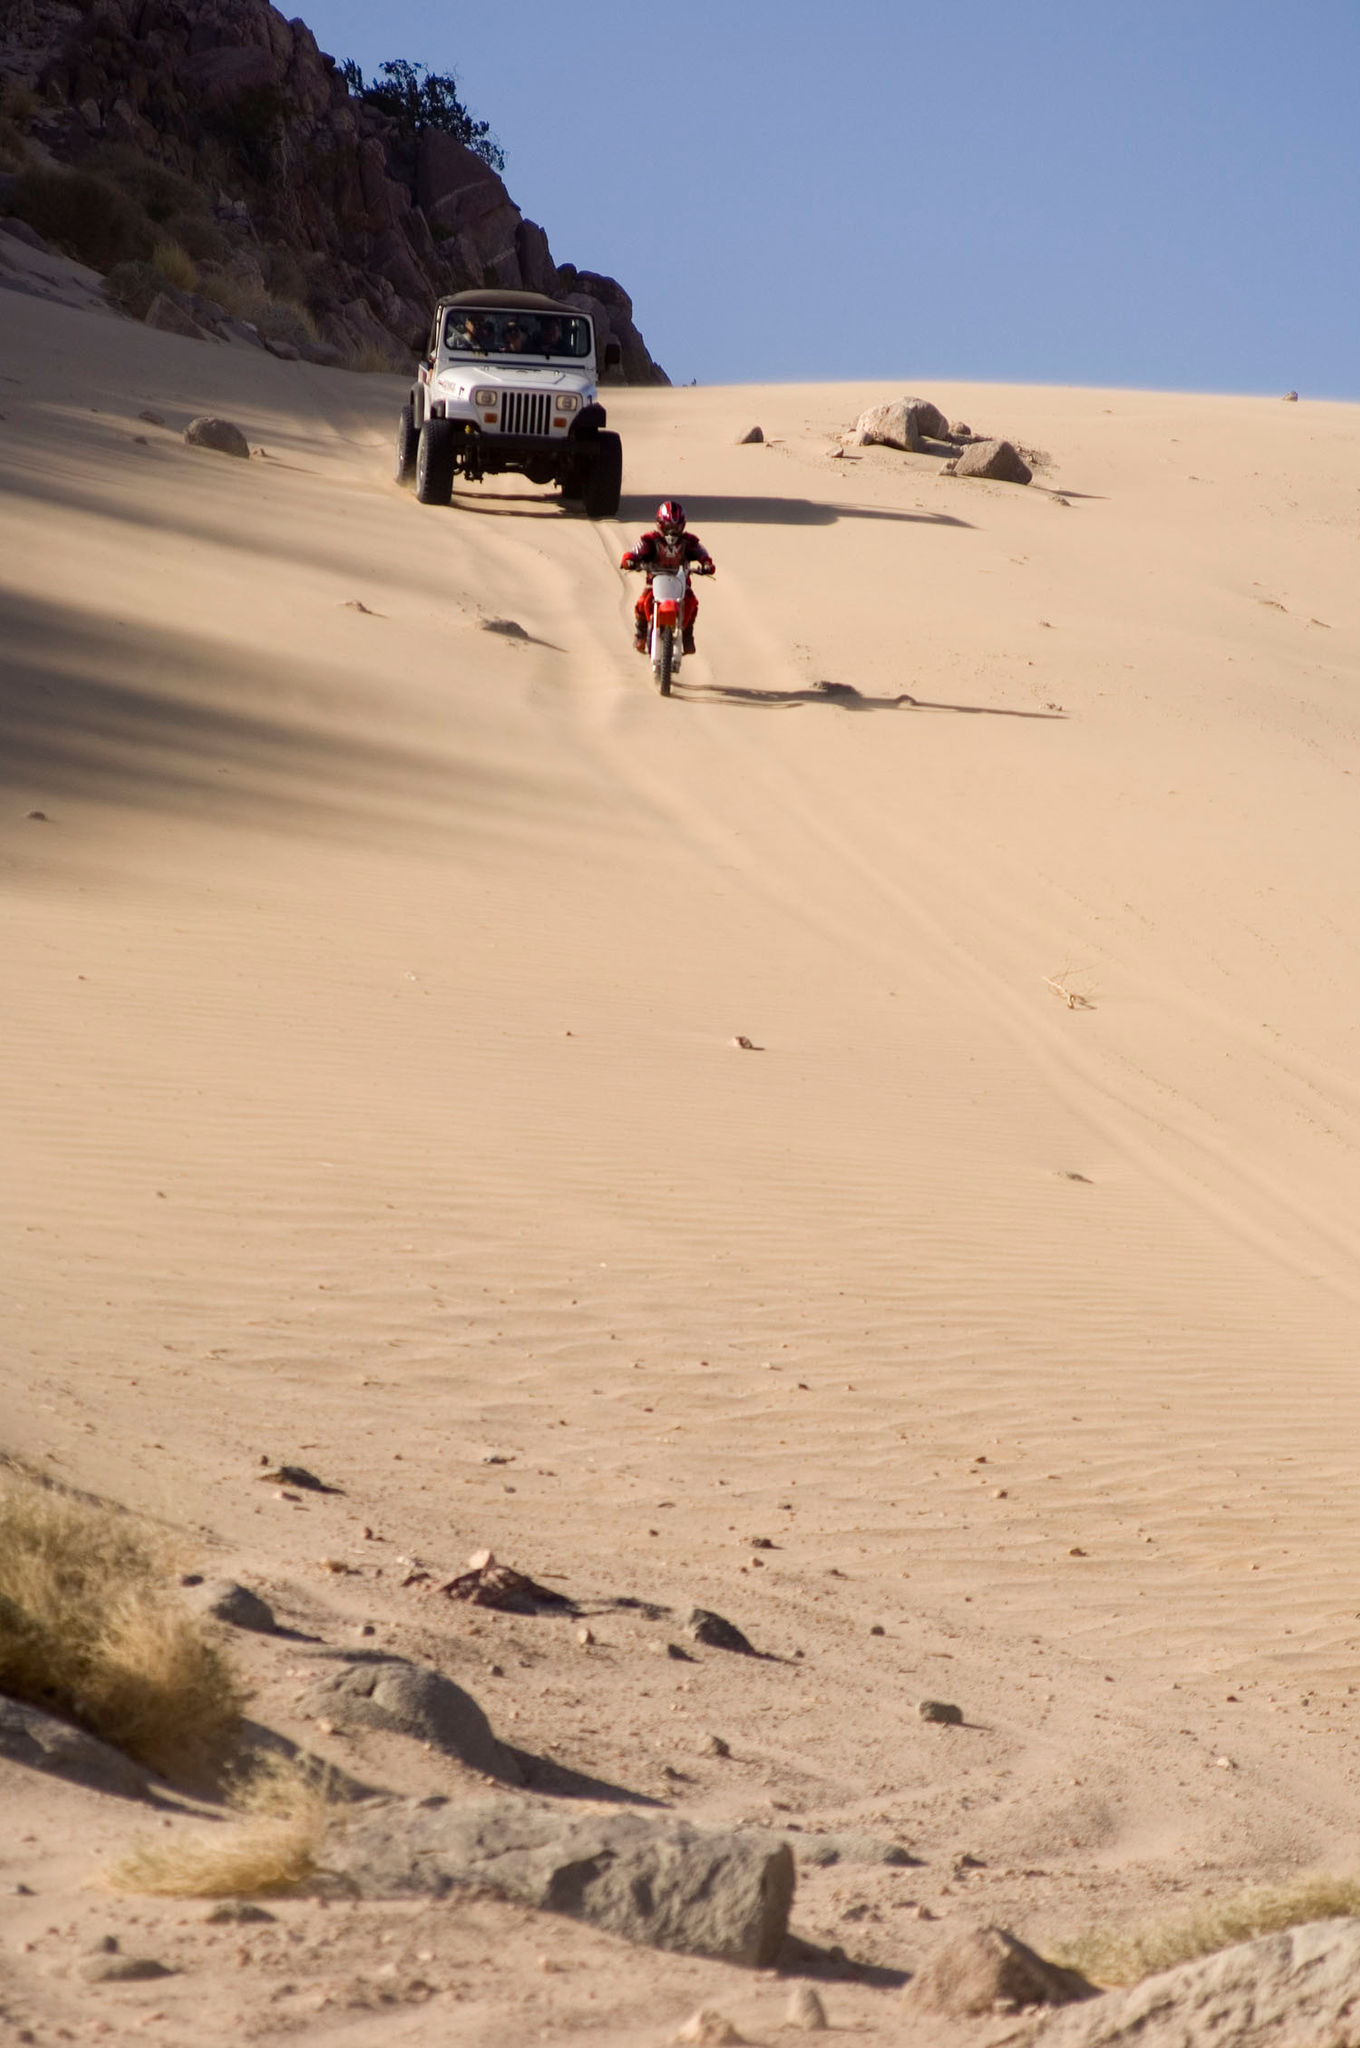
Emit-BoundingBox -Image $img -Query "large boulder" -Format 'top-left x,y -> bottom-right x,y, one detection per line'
0,1693 -> 149,1800
953,438 -> 1033,484
853,395 -> 951,451
903,1926 -> 1097,2019
329,1794 -> 795,1966
1035,1919 -> 1360,2048
296,1657 -> 519,1782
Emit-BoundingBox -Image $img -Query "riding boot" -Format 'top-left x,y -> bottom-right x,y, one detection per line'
682,628 -> 696,656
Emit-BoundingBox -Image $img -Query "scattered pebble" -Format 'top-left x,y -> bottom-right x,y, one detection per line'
481,617 -> 528,638
786,1982 -> 828,2030
869,1623 -> 885,1636
735,425 -> 764,444
257,1464 -> 341,1493
342,599 -> 378,613
700,1733 -> 731,1758
688,1608 -> 757,1656
24,811 -> 47,821
674,2011 -> 745,2046
202,1902 -> 276,1925
730,1035 -> 763,1051
138,409 -> 167,426
918,1698 -> 963,1725
575,1624 -> 595,1647
1069,1546 -> 1088,1557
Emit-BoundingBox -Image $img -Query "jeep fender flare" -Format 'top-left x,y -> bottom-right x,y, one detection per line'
570,403 -> 608,439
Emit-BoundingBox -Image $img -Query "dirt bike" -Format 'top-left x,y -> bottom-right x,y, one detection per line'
647,566 -> 687,696
633,560 -> 712,696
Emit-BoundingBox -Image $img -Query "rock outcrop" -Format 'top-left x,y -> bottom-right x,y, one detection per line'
329,1794 -> 795,1965
1,0 -> 665,378
1035,1918 -> 1360,2048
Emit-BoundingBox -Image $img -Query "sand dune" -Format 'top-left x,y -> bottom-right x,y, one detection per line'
4,285 -> 1360,2043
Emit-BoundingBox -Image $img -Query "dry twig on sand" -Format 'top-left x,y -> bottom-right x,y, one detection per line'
1044,973 -> 1096,1011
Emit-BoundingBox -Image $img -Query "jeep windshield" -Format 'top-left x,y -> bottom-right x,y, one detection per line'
443,309 -> 591,360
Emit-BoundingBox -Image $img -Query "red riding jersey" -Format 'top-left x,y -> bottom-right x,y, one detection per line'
620,529 -> 715,635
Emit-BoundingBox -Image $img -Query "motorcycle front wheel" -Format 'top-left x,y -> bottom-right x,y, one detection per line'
656,627 -> 674,696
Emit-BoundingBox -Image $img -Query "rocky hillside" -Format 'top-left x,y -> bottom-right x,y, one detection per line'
0,0 -> 666,380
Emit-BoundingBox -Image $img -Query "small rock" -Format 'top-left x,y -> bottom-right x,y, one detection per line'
145,293 -> 207,342
666,1642 -> 696,1661
80,1954 -> 176,1984
25,810 -> 47,821
786,1983 -> 828,2029
950,420 -> 974,439
1284,390 -> 1299,401
201,1901 -> 276,1924
700,1733 -> 731,1758
295,1657 -> 519,1781
901,1926 -> 1096,2019
1069,1546 -> 1088,1557
953,438 -> 1033,485
262,335 -> 300,360
735,425 -> 764,444
575,1625 -> 594,1647
257,1464 -> 340,1493
138,409 -> 167,427
481,618 -> 528,638
869,1623 -> 885,1636
342,599 -> 377,614
688,1609 -> 757,1656
183,415 -> 250,460
730,1035 -> 762,1051
183,1579 -> 276,1633
674,2011 -> 745,2045
918,1698 -> 963,1725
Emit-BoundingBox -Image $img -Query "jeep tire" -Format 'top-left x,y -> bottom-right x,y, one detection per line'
582,430 -> 622,520
415,419 -> 455,505
395,402 -> 418,486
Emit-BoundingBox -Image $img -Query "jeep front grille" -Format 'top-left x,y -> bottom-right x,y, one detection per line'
498,391 -> 552,437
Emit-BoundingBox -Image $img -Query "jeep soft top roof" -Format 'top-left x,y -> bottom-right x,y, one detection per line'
436,289 -> 581,316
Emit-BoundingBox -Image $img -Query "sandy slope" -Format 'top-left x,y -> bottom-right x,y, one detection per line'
3,284 -> 1360,2044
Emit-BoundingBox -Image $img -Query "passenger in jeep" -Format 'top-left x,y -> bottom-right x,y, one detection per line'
621,501 -> 715,655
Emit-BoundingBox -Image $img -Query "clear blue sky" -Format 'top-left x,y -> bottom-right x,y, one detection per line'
298,1 -> 1359,397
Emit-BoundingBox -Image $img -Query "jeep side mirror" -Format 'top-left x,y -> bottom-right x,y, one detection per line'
603,341 -> 622,371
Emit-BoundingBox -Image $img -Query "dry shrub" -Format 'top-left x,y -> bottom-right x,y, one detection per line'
348,343 -> 407,374
107,1756 -> 330,1898
8,168 -> 154,269
0,82 -> 39,130
0,1470 -> 245,1777
151,238 -> 198,293
1056,1875 -> 1360,1987
164,210 -> 229,265
0,116 -> 29,172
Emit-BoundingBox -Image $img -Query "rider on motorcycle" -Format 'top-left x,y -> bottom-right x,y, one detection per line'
621,501 -> 715,656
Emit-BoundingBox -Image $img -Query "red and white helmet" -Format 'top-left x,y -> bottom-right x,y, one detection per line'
656,499 -> 686,535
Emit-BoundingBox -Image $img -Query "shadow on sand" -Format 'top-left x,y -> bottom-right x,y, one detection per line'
676,678 -> 1068,718
617,493 -> 972,531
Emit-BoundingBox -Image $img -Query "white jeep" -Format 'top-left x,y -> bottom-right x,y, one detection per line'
395,288 -> 623,519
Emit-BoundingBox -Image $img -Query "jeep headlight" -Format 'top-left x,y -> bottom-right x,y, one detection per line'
471,387 -> 498,407
554,393 -> 581,414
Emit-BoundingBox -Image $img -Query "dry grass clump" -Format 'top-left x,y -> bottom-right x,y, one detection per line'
0,1469 -> 245,1777
7,167 -> 154,269
348,342 -> 407,374
1055,1875 -> 1360,1986
107,1756 -> 330,1898
150,237 -> 198,294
